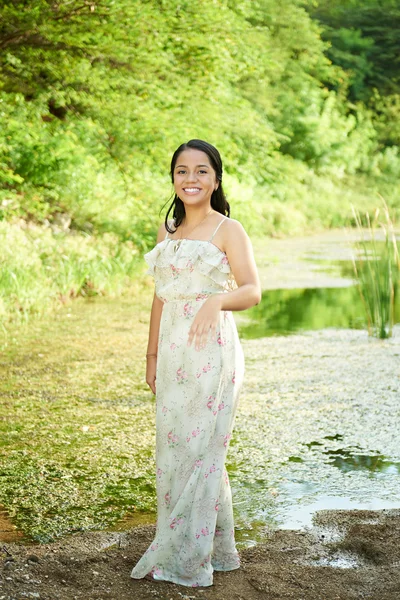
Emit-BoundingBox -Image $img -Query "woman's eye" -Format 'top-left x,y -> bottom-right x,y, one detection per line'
177,170 -> 186,175
199,170 -> 207,174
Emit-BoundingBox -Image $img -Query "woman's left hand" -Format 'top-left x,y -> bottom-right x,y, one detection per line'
187,294 -> 222,351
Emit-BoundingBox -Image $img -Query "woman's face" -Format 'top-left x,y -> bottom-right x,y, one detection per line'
173,148 -> 218,207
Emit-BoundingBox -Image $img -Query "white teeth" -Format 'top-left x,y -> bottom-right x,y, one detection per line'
183,188 -> 200,192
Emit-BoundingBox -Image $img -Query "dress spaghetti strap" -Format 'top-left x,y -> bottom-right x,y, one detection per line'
165,218 -> 174,239
209,216 -> 227,242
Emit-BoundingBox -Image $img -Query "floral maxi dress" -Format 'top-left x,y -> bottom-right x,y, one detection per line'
130,217 -> 245,587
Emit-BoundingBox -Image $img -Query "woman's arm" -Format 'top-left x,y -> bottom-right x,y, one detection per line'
217,218 -> 261,310
145,222 -> 168,394
146,293 -> 164,357
188,219 -> 261,350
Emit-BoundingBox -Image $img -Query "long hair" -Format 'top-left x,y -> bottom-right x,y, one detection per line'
163,139 -> 230,234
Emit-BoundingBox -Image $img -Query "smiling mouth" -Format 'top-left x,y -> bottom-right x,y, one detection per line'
183,188 -> 201,193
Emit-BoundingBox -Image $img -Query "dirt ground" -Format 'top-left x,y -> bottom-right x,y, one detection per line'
1,509 -> 400,600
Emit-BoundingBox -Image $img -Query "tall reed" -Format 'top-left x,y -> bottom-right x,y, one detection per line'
351,201 -> 400,339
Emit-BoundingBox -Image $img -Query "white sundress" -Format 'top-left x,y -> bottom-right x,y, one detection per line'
130,216 -> 245,588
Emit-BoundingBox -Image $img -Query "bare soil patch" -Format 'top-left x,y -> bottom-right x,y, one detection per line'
2,509 -> 400,600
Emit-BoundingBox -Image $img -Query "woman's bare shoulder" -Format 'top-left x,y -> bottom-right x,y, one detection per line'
215,217 -> 249,255
223,217 -> 247,238
155,219 -> 172,244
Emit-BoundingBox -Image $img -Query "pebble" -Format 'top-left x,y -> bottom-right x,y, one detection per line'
26,555 -> 40,563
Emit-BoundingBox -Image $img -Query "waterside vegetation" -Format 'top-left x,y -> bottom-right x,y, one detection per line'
351,203 -> 400,339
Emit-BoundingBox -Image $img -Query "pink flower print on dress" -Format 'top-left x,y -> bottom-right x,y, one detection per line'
195,364 -> 211,378
164,492 -> 171,507
186,259 -> 195,272
224,433 -> 231,447
176,367 -> 188,384
203,556 -> 211,565
201,527 -> 209,536
232,369 -> 236,384
218,401 -> 225,411
183,303 -> 194,318
170,516 -> 184,530
221,255 -> 229,264
215,500 -> 220,511
150,543 -> 159,551
209,464 -> 216,473
186,435 -> 191,442
162,406 -> 168,414
194,459 -> 203,468
206,394 -> 215,410
215,528 -> 223,537
156,468 -> 163,478
171,264 -> 182,278
167,430 -> 179,445
170,343 -> 176,351
217,333 -> 226,346
192,427 -> 200,438
196,292 -> 209,301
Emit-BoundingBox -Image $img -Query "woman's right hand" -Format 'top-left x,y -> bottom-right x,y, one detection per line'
146,357 -> 157,394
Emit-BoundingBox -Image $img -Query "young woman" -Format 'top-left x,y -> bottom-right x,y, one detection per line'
130,139 -> 261,588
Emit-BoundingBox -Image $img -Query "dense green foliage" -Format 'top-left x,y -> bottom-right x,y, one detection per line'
1,0 -> 399,320
311,0 -> 400,100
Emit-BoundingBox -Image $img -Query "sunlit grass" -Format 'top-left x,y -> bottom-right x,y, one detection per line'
351,201 -> 400,339
0,222 -> 142,328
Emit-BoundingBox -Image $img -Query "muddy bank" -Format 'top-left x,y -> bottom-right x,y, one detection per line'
1,509 -> 400,600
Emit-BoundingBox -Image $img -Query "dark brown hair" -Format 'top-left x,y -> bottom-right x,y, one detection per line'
163,139 -> 230,234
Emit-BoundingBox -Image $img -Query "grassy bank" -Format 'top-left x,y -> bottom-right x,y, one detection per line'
0,222 -> 140,327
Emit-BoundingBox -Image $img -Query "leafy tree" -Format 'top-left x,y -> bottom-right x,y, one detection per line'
310,0 -> 400,101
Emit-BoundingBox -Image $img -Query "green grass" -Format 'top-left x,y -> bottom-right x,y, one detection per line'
351,202 -> 400,339
0,222 -> 141,327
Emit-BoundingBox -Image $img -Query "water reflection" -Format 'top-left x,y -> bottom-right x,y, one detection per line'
325,449 -> 400,476
231,446 -> 400,546
240,284 -> 400,338
277,495 -> 400,531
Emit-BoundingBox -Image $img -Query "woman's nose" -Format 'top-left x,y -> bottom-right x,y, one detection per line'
185,171 -> 199,182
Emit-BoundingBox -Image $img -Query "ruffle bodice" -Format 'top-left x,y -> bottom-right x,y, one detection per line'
144,238 -> 236,302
